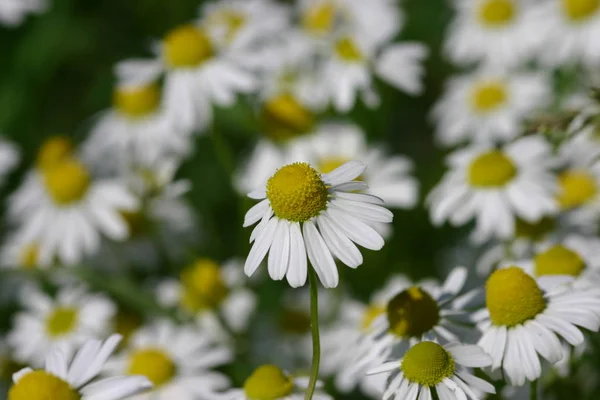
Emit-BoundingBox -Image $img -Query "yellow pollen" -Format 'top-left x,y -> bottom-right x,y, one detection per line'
478,0 -> 516,26
8,371 -> 80,400
114,84 -> 160,118
36,136 -> 73,170
471,81 -> 508,113
468,151 -> 517,187
243,365 -> 294,400
266,163 -> 328,222
556,169 -> 597,209
535,245 -> 585,277
361,305 -> 385,331
335,37 -> 363,62
401,342 -> 455,387
261,94 -> 314,142
179,259 -> 229,312
208,10 -> 246,42
562,0 -> 600,21
163,25 -> 213,68
486,267 -> 546,327
515,217 -> 556,240
45,307 -> 78,337
302,2 -> 336,35
128,349 -> 176,387
18,243 -> 39,269
278,309 -> 312,335
42,159 -> 91,205
386,287 -> 440,338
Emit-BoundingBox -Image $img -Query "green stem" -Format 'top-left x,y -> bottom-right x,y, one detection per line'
305,268 -> 321,400
530,380 -> 538,400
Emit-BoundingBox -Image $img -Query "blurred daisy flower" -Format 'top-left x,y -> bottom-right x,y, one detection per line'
432,69 -> 550,146
106,319 -> 232,400
243,160 -> 393,288
0,0 -> 46,27
428,136 -> 558,243
7,285 -> 116,367
0,235 -> 41,270
475,266 -> 600,386
0,137 -> 19,186
7,334 -> 152,400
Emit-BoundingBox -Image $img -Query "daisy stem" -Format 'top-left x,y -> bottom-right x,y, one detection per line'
530,380 -> 538,400
305,267 -> 321,400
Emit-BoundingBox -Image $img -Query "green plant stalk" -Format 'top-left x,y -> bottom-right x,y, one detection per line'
531,380 -> 538,400
305,267 -> 321,400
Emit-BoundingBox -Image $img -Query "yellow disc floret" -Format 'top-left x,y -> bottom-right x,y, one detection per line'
8,371 -> 80,400
556,169 -> 597,209
401,341 -> 455,387
468,151 -> 517,187
114,84 -> 160,118
19,243 -> 39,269
128,349 -> 176,387
36,136 -> 73,170
45,307 -> 78,337
386,287 -> 440,338
266,163 -> 329,222
163,25 -> 213,68
535,245 -> 585,277
302,2 -> 336,35
179,259 -> 229,311
478,0 -> 516,26
486,267 -> 546,327
243,365 -> 294,400
43,159 -> 91,205
335,37 -> 363,62
361,305 -> 385,331
261,94 -> 314,142
471,81 -> 508,113
562,0 -> 600,21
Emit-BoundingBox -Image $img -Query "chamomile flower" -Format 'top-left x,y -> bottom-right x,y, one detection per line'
432,70 -> 550,146
243,160 -> 393,288
105,319 -> 232,400
476,266 -> 600,386
0,235 -> 41,270
0,0 -> 46,26
427,136 -> 558,243
8,285 -> 116,367
7,334 -> 152,400
367,341 -> 495,400
0,137 -> 19,186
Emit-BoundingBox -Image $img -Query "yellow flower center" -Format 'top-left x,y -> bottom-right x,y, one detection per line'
8,371 -> 80,400
45,307 -> 78,337
113,84 -> 160,119
556,169 -> 597,209
515,217 -> 556,240
208,10 -> 246,42
486,267 -> 546,327
163,25 -> 214,68
386,287 -> 440,338
361,305 -> 385,331
468,151 -> 517,188
535,245 -> 585,277
278,309 -> 312,335
179,259 -> 229,312
401,341 -> 456,387
335,37 -> 363,62
266,163 -> 329,222
261,94 -> 314,142
317,157 -> 347,175
562,0 -> 600,21
36,136 -> 73,170
42,159 -> 91,205
478,0 -> 516,26
243,365 -> 294,400
18,243 -> 39,269
471,81 -> 508,113
128,349 -> 176,387
302,2 -> 337,35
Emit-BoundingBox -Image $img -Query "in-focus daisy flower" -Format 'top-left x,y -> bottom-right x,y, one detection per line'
223,364 -> 331,400
427,136 -> 558,243
0,137 -> 19,186
476,266 -> 600,385
7,334 -> 152,400
8,285 -> 116,367
444,0 -> 547,67
432,70 -> 550,146
0,0 -> 46,26
157,258 -> 257,336
367,341 -> 495,400
105,319 -> 232,400
243,160 -> 393,288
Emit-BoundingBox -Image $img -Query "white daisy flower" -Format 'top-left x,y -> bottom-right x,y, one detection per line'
432,69 -> 551,146
0,0 -> 46,26
7,285 -> 116,368
223,364 -> 331,400
243,160 -> 393,288
427,136 -> 558,243
444,0 -> 547,67
7,334 -> 152,400
156,258 -> 257,336
476,266 -> 600,386
0,137 -> 19,186
0,233 -> 41,270
105,319 -> 232,400
366,341 -> 496,400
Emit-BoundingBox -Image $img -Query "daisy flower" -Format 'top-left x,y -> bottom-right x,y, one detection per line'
367,341 -> 495,400
427,136 -> 558,243
444,0 -> 547,67
0,0 -> 46,26
476,266 -> 600,386
243,160 -> 393,288
7,285 -> 116,367
432,69 -> 550,146
0,137 -> 19,186
156,258 -> 257,336
223,364 -> 331,400
7,334 -> 152,400
0,234 -> 41,270
105,319 -> 232,400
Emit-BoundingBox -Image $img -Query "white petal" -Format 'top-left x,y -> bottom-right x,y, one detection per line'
81,376 -> 153,400
286,222 -> 308,288
303,220 -> 339,288
244,217 -> 278,277
327,208 -> 384,250
366,361 -> 400,375
447,344 -> 492,368
322,161 -> 366,186
268,219 -> 291,281
317,214 -> 363,268
45,349 -> 68,381
243,199 -> 269,227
